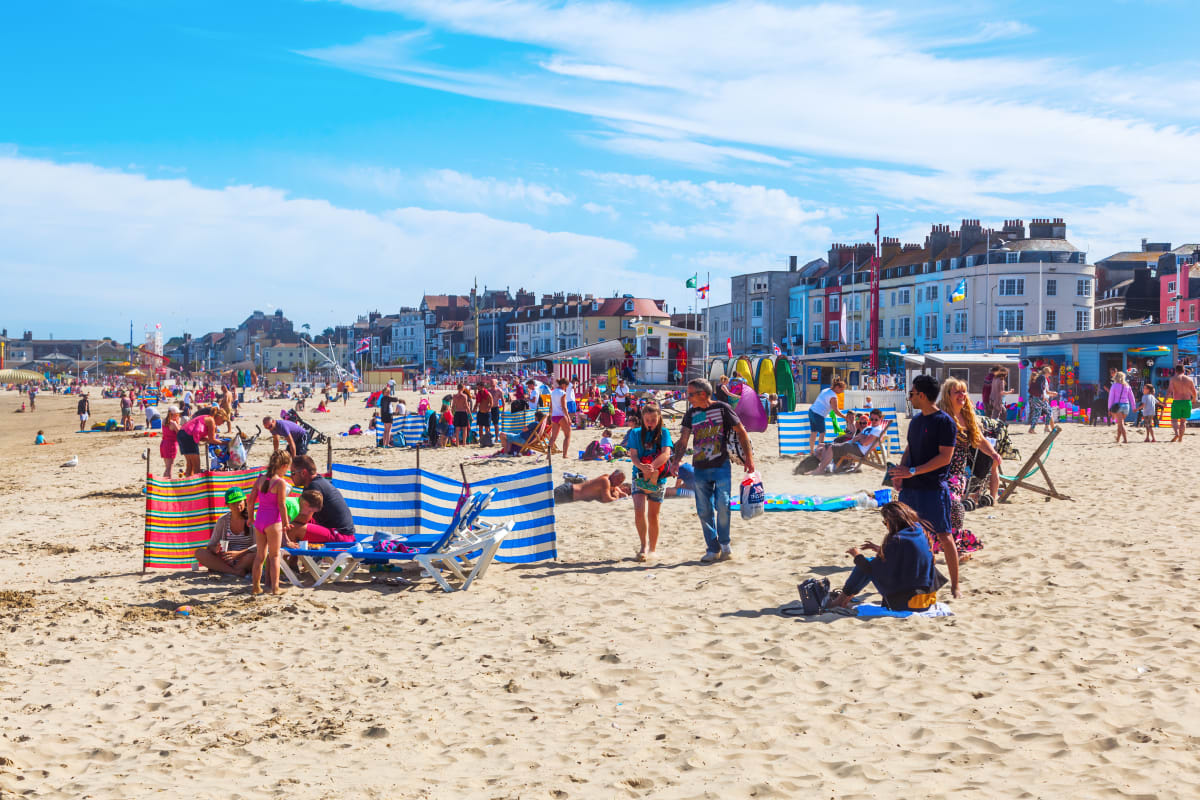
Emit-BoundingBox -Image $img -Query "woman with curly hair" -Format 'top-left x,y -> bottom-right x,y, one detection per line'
935,377 -> 1001,558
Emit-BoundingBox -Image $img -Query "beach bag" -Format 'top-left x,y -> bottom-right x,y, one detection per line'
739,472 -> 765,520
796,577 -> 831,615
582,441 -> 608,461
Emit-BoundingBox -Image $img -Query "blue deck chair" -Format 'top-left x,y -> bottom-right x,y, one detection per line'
281,488 -> 510,591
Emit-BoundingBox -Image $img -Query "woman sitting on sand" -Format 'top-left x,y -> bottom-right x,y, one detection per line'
195,487 -> 257,576
829,501 -> 943,611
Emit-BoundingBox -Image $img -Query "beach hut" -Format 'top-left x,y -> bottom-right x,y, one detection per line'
775,357 -> 796,412
733,355 -> 754,385
708,357 -> 726,382
754,356 -> 777,397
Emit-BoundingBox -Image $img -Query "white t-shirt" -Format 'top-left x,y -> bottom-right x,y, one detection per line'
566,384 -> 577,403
854,424 -> 883,454
810,387 -> 838,416
396,400 -> 407,416
614,384 -> 628,400
550,388 -> 567,418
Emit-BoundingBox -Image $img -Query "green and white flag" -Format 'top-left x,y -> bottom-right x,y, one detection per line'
685,274 -> 698,288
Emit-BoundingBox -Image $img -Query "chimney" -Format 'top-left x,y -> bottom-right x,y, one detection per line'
1142,238 -> 1148,251
881,236 -> 902,262
1001,219 -> 1026,240
927,224 -> 951,258
789,255 -> 798,271
959,219 -> 983,256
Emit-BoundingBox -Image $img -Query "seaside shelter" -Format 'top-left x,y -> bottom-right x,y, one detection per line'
1001,321 -> 1196,400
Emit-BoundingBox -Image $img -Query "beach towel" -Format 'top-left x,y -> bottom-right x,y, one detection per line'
853,602 -> 954,618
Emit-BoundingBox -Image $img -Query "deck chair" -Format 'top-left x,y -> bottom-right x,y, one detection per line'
514,420 -> 552,456
281,489 -> 510,591
998,426 -> 1070,503
834,418 -> 892,472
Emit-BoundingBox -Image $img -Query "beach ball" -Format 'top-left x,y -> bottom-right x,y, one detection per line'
175,605 -> 193,617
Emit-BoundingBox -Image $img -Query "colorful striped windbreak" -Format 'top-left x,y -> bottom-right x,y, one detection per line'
143,468 -> 265,570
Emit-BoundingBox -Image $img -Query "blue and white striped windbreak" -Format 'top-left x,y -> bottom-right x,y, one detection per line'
374,413 -> 433,447
331,463 -> 557,563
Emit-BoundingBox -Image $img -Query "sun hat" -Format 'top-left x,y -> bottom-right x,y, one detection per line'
224,487 -> 246,504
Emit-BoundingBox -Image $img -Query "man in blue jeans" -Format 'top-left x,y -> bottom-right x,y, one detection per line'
888,374 -> 961,597
671,379 -> 756,563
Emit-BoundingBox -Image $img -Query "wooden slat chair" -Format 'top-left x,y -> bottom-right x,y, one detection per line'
834,418 -> 892,472
998,426 -> 1070,503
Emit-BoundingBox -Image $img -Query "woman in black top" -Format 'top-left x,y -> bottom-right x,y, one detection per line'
379,387 -> 396,447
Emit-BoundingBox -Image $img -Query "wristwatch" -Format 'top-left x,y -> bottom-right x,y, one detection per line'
908,467 -> 917,476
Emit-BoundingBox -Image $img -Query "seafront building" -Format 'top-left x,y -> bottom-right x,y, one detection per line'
784,218 -> 1097,359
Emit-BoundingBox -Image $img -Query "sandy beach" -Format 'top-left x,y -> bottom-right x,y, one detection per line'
1,388 -> 1197,799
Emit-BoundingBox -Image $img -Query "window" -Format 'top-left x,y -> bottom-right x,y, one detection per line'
752,327 -> 763,345
997,308 -> 1024,333
889,318 -> 896,338
1045,309 -> 1056,332
1046,279 -> 1057,296
954,310 -> 967,333
751,299 -> 763,318
965,255 -> 975,267
929,285 -> 939,301
1192,305 -> 1197,322
829,295 -> 840,312
812,322 -> 821,341
1167,307 -> 1176,322
624,300 -> 634,312
597,320 -> 606,330
813,298 -> 823,314
998,278 -> 1024,296
916,316 -> 923,337
1006,252 -> 1019,263
925,314 -> 938,339
1077,279 -> 1092,297
855,295 -> 862,311
890,291 -> 897,307
828,320 -> 839,341
898,288 -> 911,305
898,317 -> 911,337
945,313 -> 951,332
1168,280 -> 1177,293
950,258 -> 959,269
1076,310 -> 1091,331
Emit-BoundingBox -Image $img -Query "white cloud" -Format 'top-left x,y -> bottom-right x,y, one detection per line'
307,0 -> 1200,251
0,154 -> 635,337
586,171 -> 835,250
582,201 -> 618,219
421,168 -> 572,211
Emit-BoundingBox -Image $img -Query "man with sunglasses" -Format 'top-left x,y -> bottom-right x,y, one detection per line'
671,378 -> 756,563
888,374 -> 961,597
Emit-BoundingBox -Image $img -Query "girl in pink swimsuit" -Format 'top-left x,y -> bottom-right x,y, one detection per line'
249,449 -> 293,595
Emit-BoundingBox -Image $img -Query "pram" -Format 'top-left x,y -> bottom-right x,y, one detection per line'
281,408 -> 330,446
209,426 -> 262,471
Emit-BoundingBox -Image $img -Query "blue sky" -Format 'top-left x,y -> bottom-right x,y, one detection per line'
3,0 -> 1199,339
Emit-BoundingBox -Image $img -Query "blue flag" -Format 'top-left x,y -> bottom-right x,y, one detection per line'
949,278 -> 967,303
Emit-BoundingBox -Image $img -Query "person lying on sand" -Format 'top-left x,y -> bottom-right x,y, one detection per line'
195,487 -> 257,576
553,470 -> 630,504
828,501 -> 945,612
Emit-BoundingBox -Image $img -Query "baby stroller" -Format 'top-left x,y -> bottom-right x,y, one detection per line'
281,408 -> 329,446
209,426 -> 262,471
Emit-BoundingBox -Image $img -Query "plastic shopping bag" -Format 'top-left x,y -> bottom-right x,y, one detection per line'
740,472 -> 765,520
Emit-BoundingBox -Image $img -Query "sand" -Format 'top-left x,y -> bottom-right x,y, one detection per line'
0,387 -> 1197,799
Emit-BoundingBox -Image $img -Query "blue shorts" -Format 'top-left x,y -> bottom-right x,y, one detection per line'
567,401 -> 578,413
898,485 -> 953,535
809,410 -> 826,435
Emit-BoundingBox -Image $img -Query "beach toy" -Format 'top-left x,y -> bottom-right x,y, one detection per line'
734,384 -> 768,432
874,489 -> 892,506
175,605 -> 193,617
